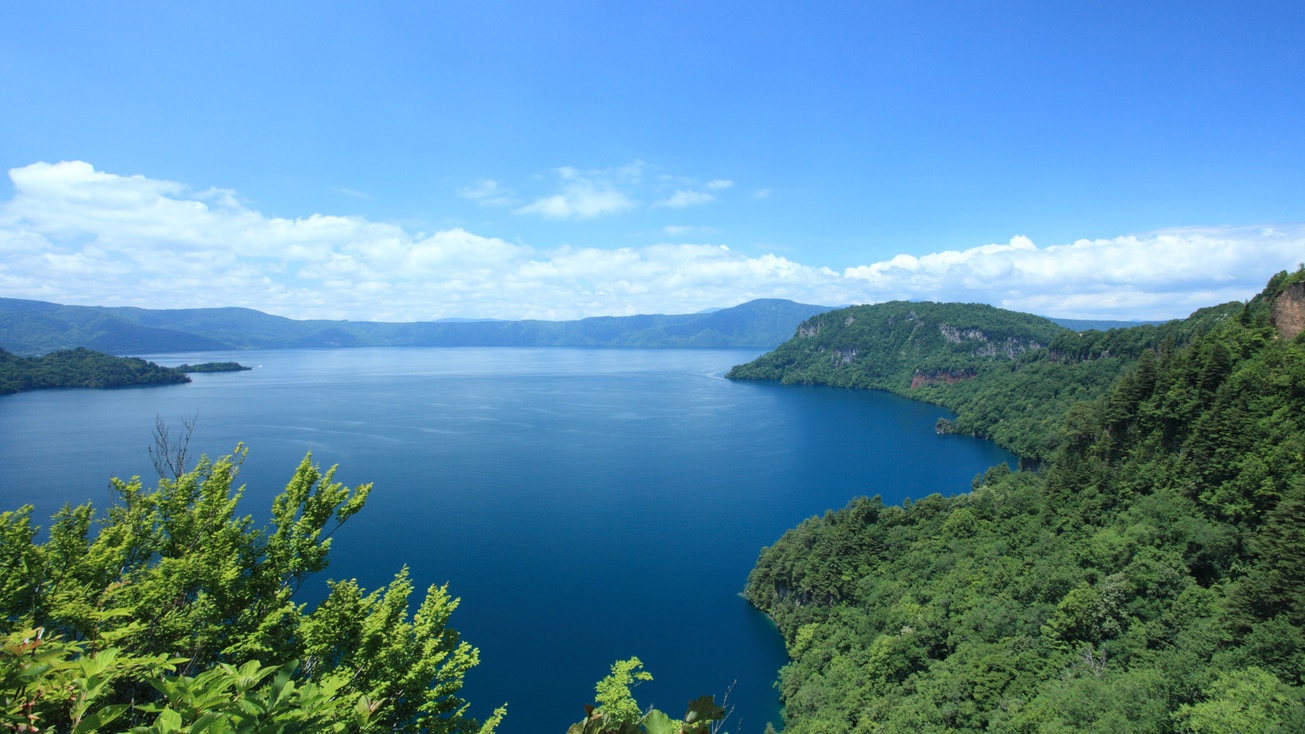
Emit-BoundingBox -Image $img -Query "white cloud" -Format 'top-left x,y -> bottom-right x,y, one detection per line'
515,189 -> 633,220
753,188 -> 773,199
491,162 -> 728,218
514,165 -> 638,220
2,161 -> 1302,322
842,227 -> 1305,318
654,190 -> 715,209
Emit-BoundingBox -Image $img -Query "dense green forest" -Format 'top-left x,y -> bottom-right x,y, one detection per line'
0,347 -> 190,396
743,269 -> 1305,732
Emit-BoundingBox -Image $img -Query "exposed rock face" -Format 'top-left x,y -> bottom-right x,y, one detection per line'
1271,281 -> 1305,340
832,348 -> 857,365
939,323 -> 1044,359
939,324 -> 986,344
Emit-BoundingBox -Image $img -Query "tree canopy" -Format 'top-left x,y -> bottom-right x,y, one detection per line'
0,448 -> 504,733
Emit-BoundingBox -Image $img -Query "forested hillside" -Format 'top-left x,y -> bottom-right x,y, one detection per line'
0,346 -> 190,395
728,300 -> 1239,461
743,269 -> 1305,732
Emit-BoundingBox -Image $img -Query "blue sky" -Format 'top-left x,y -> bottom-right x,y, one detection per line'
1,2 -> 1302,321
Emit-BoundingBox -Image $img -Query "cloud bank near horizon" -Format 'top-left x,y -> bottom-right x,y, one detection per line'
1,161 -> 1301,323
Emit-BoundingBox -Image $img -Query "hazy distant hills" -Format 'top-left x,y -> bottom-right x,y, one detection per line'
0,296 -> 1169,356
1047,316 -> 1166,331
0,297 -> 836,355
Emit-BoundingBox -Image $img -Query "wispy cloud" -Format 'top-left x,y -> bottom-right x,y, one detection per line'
663,225 -> 717,237
458,179 -> 515,207
3,162 -> 1301,321
336,187 -> 373,200
653,190 -> 715,209
504,162 -> 726,218
753,188 -> 773,199
514,165 -> 637,220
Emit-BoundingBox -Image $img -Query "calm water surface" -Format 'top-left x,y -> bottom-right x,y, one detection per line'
0,348 -> 1014,733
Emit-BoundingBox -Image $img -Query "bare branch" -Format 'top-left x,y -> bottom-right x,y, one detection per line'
1080,644 -> 1107,678
150,412 -> 198,480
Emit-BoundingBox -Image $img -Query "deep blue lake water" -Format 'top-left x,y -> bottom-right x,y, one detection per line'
0,347 -> 1014,733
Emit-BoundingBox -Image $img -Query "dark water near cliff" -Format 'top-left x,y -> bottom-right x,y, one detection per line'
0,348 -> 1014,733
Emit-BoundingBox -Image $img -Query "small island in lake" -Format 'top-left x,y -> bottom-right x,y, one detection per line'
174,361 -> 252,373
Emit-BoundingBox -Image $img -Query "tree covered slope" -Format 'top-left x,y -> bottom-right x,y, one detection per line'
743,270 -> 1305,732
728,300 -> 1240,461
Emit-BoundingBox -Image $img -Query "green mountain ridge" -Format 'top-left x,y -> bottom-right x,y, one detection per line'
728,300 -> 1241,461
738,268 -> 1305,732
0,297 -> 834,355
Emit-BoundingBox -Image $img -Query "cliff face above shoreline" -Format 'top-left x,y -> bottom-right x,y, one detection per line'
727,300 -> 1064,390
1272,280 -> 1305,340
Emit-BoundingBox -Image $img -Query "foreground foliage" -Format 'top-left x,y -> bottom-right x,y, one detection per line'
744,270 -> 1305,732
567,658 -> 728,734
0,449 -> 503,733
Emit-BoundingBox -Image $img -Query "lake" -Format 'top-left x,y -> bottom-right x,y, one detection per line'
0,347 -> 1015,733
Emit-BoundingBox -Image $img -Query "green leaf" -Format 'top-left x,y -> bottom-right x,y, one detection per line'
156,707 -> 183,731
683,695 -> 725,724
72,703 -> 128,734
642,709 -> 677,734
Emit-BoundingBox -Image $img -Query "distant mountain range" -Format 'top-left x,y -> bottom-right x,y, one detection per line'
0,297 -> 838,355
0,296 -> 1169,356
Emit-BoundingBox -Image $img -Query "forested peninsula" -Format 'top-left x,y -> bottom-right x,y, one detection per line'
733,269 -> 1305,731
727,299 -> 1239,462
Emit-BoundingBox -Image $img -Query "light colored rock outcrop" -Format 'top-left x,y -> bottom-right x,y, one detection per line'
1271,281 -> 1305,340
